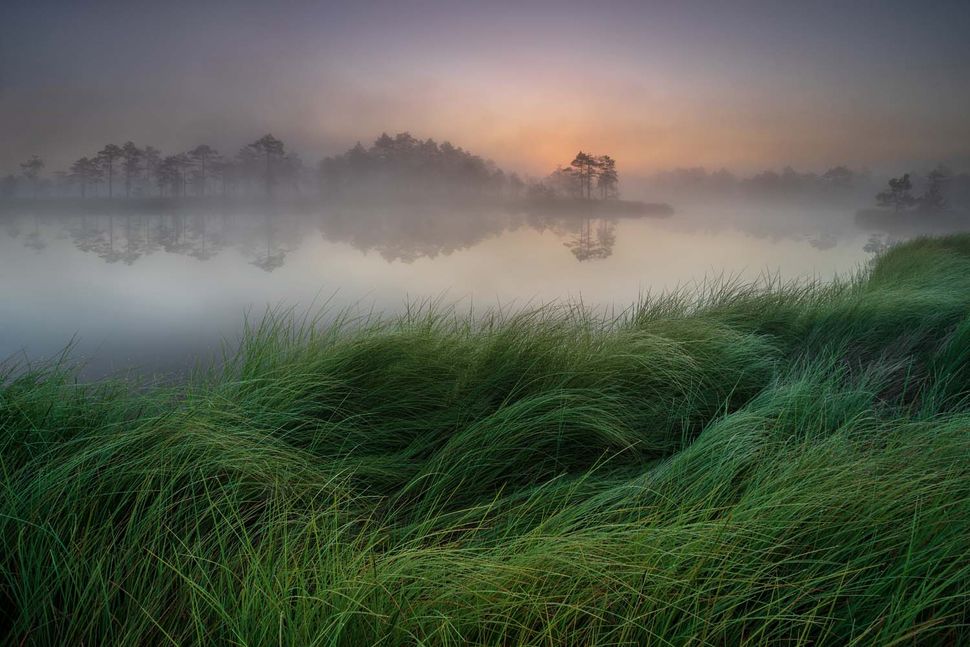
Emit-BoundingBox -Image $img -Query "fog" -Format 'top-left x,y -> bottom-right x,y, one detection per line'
4,1 -> 970,175
2,1 -> 970,377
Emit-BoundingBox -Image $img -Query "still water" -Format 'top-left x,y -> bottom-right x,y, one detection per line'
0,204 -> 889,379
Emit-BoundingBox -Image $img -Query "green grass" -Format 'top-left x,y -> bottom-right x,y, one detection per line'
2,235 -> 970,645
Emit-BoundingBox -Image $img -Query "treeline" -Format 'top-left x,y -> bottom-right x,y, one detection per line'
319,132 -> 519,198
646,165 -> 872,203
645,163 -> 970,209
872,166 -> 970,213
320,136 -> 624,202
3,132 -> 629,204
2,135 -> 306,200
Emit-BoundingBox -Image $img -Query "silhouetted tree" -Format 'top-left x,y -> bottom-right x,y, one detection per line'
281,152 -> 304,194
97,144 -> 123,198
188,144 -> 218,196
508,172 -> 525,198
596,155 -> 618,199
121,142 -> 142,198
876,173 -> 916,211
69,157 -> 101,197
53,170 -> 71,196
318,133 -> 502,198
210,157 -> 234,197
248,134 -> 285,197
157,155 -> 192,197
918,166 -> 949,213
570,152 -> 600,200
142,146 -> 162,196
821,165 -> 854,190
544,166 -> 583,198
19,155 -> 44,199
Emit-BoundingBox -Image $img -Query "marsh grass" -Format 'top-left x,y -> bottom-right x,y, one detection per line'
2,235 -> 969,645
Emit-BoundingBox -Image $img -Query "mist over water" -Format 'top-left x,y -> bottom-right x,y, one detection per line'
1,199 -> 903,379
2,0 -> 968,380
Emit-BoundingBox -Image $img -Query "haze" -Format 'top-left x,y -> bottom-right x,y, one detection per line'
3,0 -> 969,175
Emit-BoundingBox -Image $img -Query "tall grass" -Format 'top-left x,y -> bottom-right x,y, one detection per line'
2,235 -> 969,645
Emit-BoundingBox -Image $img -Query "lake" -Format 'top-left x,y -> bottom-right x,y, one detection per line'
0,202 -> 892,379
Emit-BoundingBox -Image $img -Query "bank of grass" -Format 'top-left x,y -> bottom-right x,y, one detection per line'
2,235 -> 969,645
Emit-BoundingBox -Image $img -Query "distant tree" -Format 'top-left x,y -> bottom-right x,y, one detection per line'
97,144 -> 123,198
596,155 -> 618,199
174,154 -> 193,197
526,180 -> 557,201
318,156 -> 341,195
876,173 -> 916,211
317,133 -> 507,198
52,170 -> 71,197
569,152 -> 600,200
918,166 -> 949,213
371,132 -> 396,163
157,157 -> 175,196
142,146 -> 162,196
210,157 -> 234,197
543,167 -> 577,198
281,152 -> 304,194
19,155 -> 44,199
69,157 -> 101,198
508,172 -> 525,198
121,142 -> 142,198
821,165 -> 854,190
248,134 -> 285,197
157,155 -> 192,197
188,144 -> 218,196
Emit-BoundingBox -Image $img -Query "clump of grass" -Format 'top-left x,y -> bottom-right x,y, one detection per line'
2,235 -> 969,645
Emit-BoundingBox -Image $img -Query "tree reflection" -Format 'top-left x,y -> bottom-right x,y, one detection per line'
0,202 -> 642,269
564,216 -> 616,261
317,203 -> 511,263
23,214 -> 47,251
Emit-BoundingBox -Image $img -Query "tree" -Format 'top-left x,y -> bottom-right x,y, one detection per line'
142,146 -> 162,196
548,166 -> 583,198
821,165 -> 854,190
69,157 -> 101,198
569,152 -> 600,200
53,170 -> 71,197
97,144 -> 123,198
918,166 -> 949,213
596,155 -> 618,199
248,134 -> 285,197
876,173 -> 916,211
508,172 -> 525,198
316,133 -> 504,198
210,157 -> 235,198
157,154 -> 193,197
281,152 -> 304,194
121,142 -> 142,198
188,144 -> 219,197
19,155 -> 44,199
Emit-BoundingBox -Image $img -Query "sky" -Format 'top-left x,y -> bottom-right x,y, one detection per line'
2,0 -> 969,176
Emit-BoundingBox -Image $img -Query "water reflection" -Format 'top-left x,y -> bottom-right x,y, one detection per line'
4,205 -> 637,269
1,202 -> 916,380
7,200 -> 962,275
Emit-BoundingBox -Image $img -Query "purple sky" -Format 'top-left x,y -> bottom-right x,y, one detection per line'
2,0 -> 969,175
